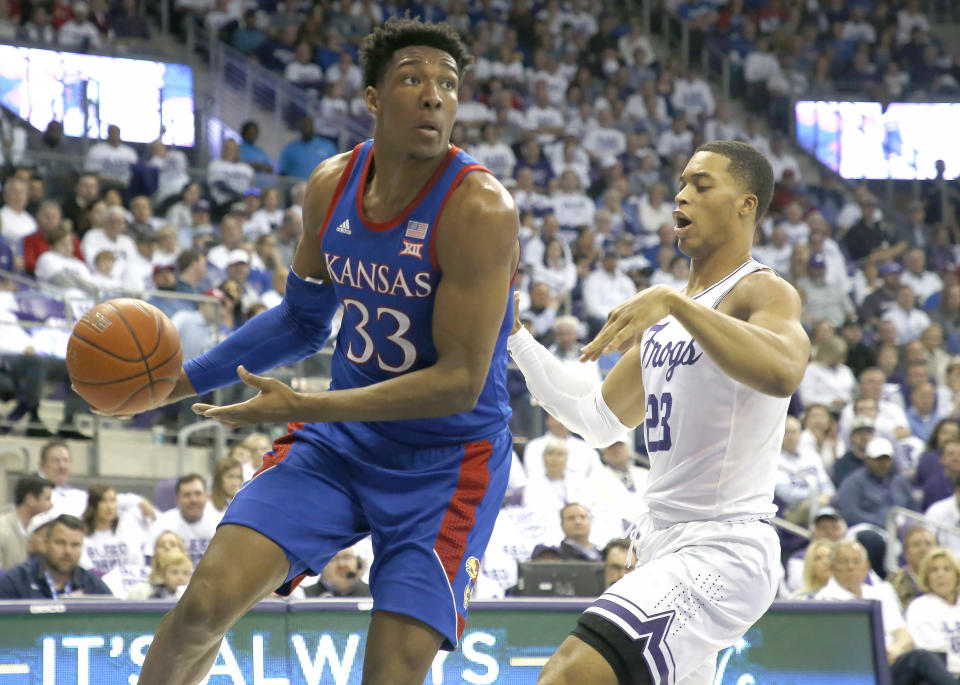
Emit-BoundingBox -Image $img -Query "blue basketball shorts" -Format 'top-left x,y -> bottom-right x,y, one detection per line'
219,421 -> 512,650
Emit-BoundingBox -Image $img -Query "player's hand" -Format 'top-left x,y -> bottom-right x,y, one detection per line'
580,285 -> 678,361
511,291 -> 522,335
192,366 -> 301,427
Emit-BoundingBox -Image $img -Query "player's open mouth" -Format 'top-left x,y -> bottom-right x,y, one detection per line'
674,212 -> 692,234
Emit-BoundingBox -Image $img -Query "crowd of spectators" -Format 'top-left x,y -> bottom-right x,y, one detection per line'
2,4 -> 960,677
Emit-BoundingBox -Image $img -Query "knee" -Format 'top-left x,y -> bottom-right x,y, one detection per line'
171,573 -> 234,638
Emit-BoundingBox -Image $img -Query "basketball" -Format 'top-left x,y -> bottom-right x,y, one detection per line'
66,299 -> 183,415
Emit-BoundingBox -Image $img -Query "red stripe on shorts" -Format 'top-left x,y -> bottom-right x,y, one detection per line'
254,421 -> 305,476
433,439 -> 492,622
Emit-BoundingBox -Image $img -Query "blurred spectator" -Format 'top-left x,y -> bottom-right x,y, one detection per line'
906,381 -> 950,443
285,41 -> 324,90
146,140 -> 190,208
22,200 -> 83,274
0,110 -> 27,169
656,115 -> 694,160
128,195 -> 163,238
924,456 -> 960,554
522,281 -> 558,342
671,67 -> 715,121
209,456 -> 243,518
790,538 -> 834,599
206,214 -> 245,271
0,515 -> 111,598
783,507 -> 848,596
767,135 -> 801,182
172,288 -> 230,360
134,550 -> 193,599
799,336 -> 856,411
174,249 -> 207,295
753,225 -> 791,274
112,0 -> 149,43
125,532 -> 185,598
472,123 -> 516,181
276,209 -> 302,266
304,546 -> 371,597
35,226 -> 101,293
524,414 -> 601,482
0,475 -> 53,569
208,139 -> 254,209
20,5 -> 55,43
152,225 -> 181,267
861,261 -> 904,325
904,547 -> 960,667
122,232 -> 158,291
165,183 -> 202,232
81,206 -> 136,278
224,249 -> 259,311
797,254 -> 855,328
889,526 -> 938,609
531,237 -> 576,301
833,415 -> 877,488
814,540 -> 919,674
279,117 -> 337,180
776,416 -> 835,524
58,2 -> 103,50
60,173 -> 100,238
582,247 -> 637,335
237,121 -> 273,175
0,178 -> 36,246
636,182 -> 673,234
884,285 -> 931,345
589,436 -> 649,526
601,538 -> 631,590
558,503 -> 602,561
85,125 -> 137,189
81,484 -> 151,594
524,438 -> 596,543
324,51 -> 363,97
149,474 -> 219,566
901,248 -> 942,305
204,0 -> 241,34
582,108 -> 626,166
231,10 -> 266,56
836,437 -> 917,528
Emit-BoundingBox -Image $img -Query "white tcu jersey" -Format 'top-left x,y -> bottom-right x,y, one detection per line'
639,259 -> 789,524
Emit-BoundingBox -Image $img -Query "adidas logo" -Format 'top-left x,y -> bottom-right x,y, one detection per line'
336,219 -> 351,235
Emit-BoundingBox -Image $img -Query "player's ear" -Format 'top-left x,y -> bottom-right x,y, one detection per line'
739,193 -> 758,219
365,85 -> 379,115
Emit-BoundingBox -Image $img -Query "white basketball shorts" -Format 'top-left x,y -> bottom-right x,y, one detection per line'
582,514 -> 780,685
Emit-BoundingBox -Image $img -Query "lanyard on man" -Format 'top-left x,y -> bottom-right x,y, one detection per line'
44,571 -> 73,600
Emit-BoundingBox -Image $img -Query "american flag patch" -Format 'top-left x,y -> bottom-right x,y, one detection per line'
405,220 -> 429,239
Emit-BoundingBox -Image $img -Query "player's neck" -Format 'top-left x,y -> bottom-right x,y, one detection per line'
364,145 -> 450,221
685,242 -> 752,297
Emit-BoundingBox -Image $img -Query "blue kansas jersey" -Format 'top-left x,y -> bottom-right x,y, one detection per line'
311,140 -> 514,447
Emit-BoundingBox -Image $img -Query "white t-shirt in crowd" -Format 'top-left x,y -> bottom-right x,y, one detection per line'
0,206 -> 36,244
906,593 -> 960,673
925,496 -> 960,554
85,141 -> 138,186
815,577 -> 905,644
149,506 -> 220,566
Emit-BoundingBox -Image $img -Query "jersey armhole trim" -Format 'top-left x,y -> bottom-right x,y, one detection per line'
317,143 -> 363,247
428,164 -> 493,271
711,263 -> 773,311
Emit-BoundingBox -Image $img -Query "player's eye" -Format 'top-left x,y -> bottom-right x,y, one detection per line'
404,76 -> 420,85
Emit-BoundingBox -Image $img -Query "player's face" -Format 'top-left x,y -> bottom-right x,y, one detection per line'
673,152 -> 754,258
45,523 -> 83,575
368,46 -> 459,160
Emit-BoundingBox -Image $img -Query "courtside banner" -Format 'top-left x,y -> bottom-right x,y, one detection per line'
0,599 -> 885,684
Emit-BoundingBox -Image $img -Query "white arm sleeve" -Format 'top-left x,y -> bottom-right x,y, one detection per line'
507,328 -> 631,448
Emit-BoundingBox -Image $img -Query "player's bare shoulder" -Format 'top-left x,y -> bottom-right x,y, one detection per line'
722,267 -> 802,321
301,150 -> 356,236
438,170 -> 519,244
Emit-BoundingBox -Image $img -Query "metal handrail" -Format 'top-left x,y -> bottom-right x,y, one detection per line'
176,419 -> 225,475
771,516 -> 812,539
884,506 -> 960,574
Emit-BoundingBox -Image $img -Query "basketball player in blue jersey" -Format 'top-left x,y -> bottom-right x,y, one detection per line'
508,141 -> 811,685
132,19 -> 520,685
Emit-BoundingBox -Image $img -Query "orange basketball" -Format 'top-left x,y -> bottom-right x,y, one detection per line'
66,299 -> 183,415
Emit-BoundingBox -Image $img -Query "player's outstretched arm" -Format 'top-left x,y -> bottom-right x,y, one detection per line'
507,293 -> 644,445
158,154 -> 351,409
582,271 -> 809,398
196,173 -> 520,426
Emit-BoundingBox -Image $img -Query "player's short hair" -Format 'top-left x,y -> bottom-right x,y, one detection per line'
176,473 -> 206,495
14,475 -> 53,506
39,440 -> 69,465
359,17 -> 472,89
694,140 -> 774,224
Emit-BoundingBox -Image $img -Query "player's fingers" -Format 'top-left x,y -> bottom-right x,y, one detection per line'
191,403 -> 217,415
605,328 -> 636,356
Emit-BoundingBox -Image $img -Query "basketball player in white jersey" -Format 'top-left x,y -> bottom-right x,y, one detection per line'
508,141 -> 810,685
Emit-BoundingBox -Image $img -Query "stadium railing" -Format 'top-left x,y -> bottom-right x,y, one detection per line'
885,506 -> 960,574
